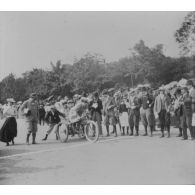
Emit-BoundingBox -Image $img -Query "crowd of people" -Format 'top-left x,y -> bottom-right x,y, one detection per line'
1,78 -> 195,146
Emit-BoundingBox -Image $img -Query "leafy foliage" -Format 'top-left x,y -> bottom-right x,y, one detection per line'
0,41 -> 194,103
175,11 -> 195,55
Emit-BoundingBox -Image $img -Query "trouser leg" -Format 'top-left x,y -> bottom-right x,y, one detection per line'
185,114 -> 194,139
46,124 -> 55,135
26,133 -> 31,144
134,110 -> 140,136
159,110 -> 166,137
32,133 -> 36,144
106,125 -> 109,136
129,110 -> 134,135
122,127 -> 125,135
167,126 -> 170,137
141,108 -> 148,135
113,125 -> 117,137
96,113 -> 102,135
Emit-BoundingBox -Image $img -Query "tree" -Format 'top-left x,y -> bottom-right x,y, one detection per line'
175,11 -> 195,56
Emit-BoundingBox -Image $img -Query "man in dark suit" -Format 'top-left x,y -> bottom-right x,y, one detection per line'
89,92 -> 103,136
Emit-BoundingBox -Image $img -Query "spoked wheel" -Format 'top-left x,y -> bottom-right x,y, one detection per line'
57,123 -> 69,143
84,120 -> 99,143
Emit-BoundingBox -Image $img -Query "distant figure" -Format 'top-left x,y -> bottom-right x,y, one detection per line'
39,104 -> 46,126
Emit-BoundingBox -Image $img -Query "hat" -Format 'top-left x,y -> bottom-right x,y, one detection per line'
30,93 -> 37,98
93,92 -> 99,98
108,88 -> 115,93
50,105 -> 56,109
47,95 -> 54,101
80,97 -> 89,103
186,79 -> 194,86
17,101 -> 22,104
7,98 -> 15,103
68,100 -> 74,103
102,89 -> 108,95
159,86 -> 165,91
114,91 -> 120,97
175,88 -> 182,95
60,99 -> 67,104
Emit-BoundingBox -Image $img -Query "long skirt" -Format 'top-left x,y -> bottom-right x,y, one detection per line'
0,117 -> 17,143
119,112 -> 129,127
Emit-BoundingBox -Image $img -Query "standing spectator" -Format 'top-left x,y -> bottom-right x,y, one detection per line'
103,88 -> 117,137
114,91 -> 122,133
181,87 -> 194,140
140,87 -> 154,136
186,79 -> 195,138
21,93 -> 39,145
39,104 -> 46,126
173,88 -> 183,137
154,88 -> 167,138
89,92 -> 103,136
119,96 -> 129,135
128,90 -> 141,136
164,92 -> 172,138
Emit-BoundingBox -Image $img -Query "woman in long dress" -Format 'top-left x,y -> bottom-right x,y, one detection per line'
0,98 -> 17,146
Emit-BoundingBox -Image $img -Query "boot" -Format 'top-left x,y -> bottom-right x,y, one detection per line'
122,128 -> 125,136
114,126 -> 117,137
26,133 -> 30,145
130,128 -> 134,136
32,133 -> 36,144
167,127 -> 170,138
126,127 -> 129,135
177,128 -> 183,137
42,134 -> 48,141
12,139 -> 15,145
143,126 -> 147,136
106,126 -> 110,136
135,126 -> 139,136
6,142 -> 9,146
150,126 -> 153,137
160,130 -> 164,138
56,133 -> 59,140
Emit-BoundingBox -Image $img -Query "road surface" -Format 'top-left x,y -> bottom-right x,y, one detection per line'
0,119 -> 195,184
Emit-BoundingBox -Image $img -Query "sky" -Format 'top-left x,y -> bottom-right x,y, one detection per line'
0,11 -> 189,80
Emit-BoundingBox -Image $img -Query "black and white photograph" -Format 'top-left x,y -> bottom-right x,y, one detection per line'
0,2 -> 195,187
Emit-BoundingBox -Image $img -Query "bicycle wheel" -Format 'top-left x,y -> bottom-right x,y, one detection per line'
57,123 -> 69,143
84,120 -> 99,142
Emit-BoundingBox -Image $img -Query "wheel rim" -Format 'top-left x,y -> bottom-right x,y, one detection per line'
58,124 -> 68,142
85,121 -> 99,142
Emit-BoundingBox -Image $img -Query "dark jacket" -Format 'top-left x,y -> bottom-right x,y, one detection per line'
45,109 -> 64,124
140,94 -> 154,110
89,99 -> 103,115
39,107 -> 46,118
119,103 -> 128,113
